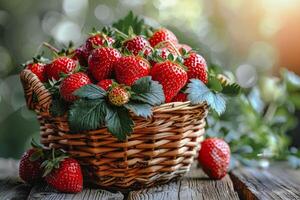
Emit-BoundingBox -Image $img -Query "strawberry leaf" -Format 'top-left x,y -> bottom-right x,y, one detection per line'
68,99 -> 107,132
131,76 -> 165,105
207,75 -> 223,92
73,84 -> 106,99
105,106 -> 134,141
186,79 -> 226,115
222,83 -> 242,96
50,99 -> 68,117
124,102 -> 152,118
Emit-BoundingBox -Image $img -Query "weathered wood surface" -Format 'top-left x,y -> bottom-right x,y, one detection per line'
230,164 -> 300,200
128,166 -> 239,200
1,158 -> 300,200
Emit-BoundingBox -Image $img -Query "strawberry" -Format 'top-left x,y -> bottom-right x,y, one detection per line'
97,79 -> 113,91
123,35 -> 152,56
149,28 -> 178,47
73,45 -> 87,66
19,148 -> 43,184
151,61 -> 188,102
88,47 -> 121,81
44,158 -> 83,193
183,52 -> 208,84
108,86 -> 131,106
176,44 -> 192,54
114,56 -> 151,86
172,92 -> 187,102
198,138 -> 230,180
60,72 -> 91,102
27,63 -> 47,82
84,33 -> 114,55
46,57 -> 77,80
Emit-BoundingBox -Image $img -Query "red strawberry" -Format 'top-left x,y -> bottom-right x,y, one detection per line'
45,158 -> 83,193
115,56 -> 151,86
19,148 -> 43,184
73,45 -> 87,67
184,53 -> 208,84
88,47 -> 121,81
151,61 -> 188,102
177,44 -> 192,54
149,28 -> 178,47
47,57 -> 77,80
84,33 -> 114,55
27,63 -> 47,82
198,138 -> 230,180
172,92 -> 187,102
60,72 -> 91,102
123,35 -> 152,56
97,79 -> 113,91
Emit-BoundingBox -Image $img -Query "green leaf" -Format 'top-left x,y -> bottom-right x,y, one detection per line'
222,83 -> 242,96
187,79 -> 226,115
50,99 -> 68,117
68,99 -> 106,132
131,76 -> 165,105
73,84 -> 106,99
208,76 -> 223,92
105,106 -> 134,140
124,102 -> 152,118
112,11 -> 149,35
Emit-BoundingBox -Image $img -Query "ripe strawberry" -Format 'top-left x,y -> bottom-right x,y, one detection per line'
60,72 -> 91,102
84,33 -> 114,55
172,92 -> 187,102
27,63 -> 47,82
108,86 -> 130,106
47,57 -> 77,80
115,56 -> 151,86
151,61 -> 188,102
123,35 -> 152,56
45,158 -> 83,193
183,53 -> 208,84
149,28 -> 178,47
198,138 -> 230,180
19,148 -> 43,184
176,44 -> 192,54
73,45 -> 87,67
97,79 -> 113,91
88,47 -> 121,81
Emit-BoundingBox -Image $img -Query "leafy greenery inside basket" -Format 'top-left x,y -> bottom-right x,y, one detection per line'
26,12 -> 241,141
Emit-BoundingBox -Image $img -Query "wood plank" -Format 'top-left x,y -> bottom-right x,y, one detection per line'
0,158 -> 19,179
26,182 -> 124,200
127,166 -> 239,200
230,165 -> 300,200
0,179 -> 32,200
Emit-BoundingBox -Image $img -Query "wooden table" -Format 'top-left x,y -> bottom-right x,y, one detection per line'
0,158 -> 299,200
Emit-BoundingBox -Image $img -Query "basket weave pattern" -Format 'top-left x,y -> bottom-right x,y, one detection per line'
20,69 -> 208,189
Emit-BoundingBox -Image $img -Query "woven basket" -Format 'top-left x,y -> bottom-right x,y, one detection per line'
20,69 -> 209,189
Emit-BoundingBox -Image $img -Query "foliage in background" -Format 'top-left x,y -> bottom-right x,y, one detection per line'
206,68 -> 300,169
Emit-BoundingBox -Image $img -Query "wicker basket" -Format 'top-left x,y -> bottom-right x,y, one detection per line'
20,69 -> 209,189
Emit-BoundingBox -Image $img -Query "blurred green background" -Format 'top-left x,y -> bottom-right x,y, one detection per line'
1,0 -> 300,160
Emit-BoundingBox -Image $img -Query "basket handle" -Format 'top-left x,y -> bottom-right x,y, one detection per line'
20,69 -> 52,112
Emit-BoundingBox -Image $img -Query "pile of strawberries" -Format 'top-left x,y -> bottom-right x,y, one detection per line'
26,27 -> 207,105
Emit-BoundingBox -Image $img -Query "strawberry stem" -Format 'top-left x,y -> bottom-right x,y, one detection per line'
43,42 -> 60,54
113,28 -> 128,39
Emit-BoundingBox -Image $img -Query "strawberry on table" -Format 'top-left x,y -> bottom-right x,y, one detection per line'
149,28 -> 178,47
60,72 -> 91,102
151,61 -> 188,103
26,62 -> 47,82
198,138 -> 230,180
88,47 -> 121,81
114,56 -> 151,86
44,157 -> 83,193
97,79 -> 114,91
46,57 -> 77,80
183,52 -> 208,84
19,148 -> 43,184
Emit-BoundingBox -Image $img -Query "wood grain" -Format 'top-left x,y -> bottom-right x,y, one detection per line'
0,179 -> 31,200
230,165 -> 300,200
127,166 -> 239,200
27,183 -> 124,200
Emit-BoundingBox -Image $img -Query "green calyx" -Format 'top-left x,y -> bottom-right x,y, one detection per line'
41,148 -> 68,177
